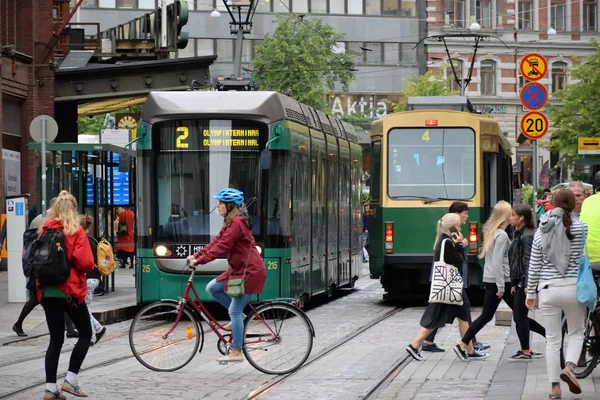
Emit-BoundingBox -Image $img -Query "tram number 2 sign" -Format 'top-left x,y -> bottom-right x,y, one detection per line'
520,111 -> 549,140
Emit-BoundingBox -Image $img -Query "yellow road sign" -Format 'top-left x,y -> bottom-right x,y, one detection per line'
520,53 -> 548,82
520,111 -> 549,140
578,137 -> 600,154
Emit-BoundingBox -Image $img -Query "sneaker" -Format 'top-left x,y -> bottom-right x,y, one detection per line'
548,386 -> 562,399
66,331 -> 79,339
507,350 -> 532,362
405,344 -> 423,361
43,390 -> 66,400
473,341 -> 491,351
12,324 -> 27,337
453,343 -> 469,361
467,350 -> 489,360
530,350 -> 544,359
61,380 -> 88,397
559,367 -> 582,394
422,343 -> 445,352
215,353 -> 243,363
95,327 -> 107,344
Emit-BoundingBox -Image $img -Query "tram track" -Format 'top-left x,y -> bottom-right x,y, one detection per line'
359,354 -> 412,399
242,306 -> 405,400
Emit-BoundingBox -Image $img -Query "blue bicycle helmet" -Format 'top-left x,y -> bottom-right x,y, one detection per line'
212,188 -> 244,205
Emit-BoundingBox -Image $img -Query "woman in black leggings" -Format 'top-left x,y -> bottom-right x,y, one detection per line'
453,201 -> 545,360
37,191 -> 95,400
507,204 -> 546,361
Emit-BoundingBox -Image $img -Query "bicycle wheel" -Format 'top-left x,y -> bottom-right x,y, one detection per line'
560,312 -> 600,379
129,301 -> 204,372
243,302 -> 313,375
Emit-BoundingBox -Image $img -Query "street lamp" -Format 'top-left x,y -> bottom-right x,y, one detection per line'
469,22 -> 481,32
215,0 -> 258,78
210,9 -> 221,17
547,27 -> 557,35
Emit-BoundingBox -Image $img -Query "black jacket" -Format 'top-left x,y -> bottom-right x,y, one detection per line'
434,234 -> 465,270
86,235 -> 101,280
508,227 -> 534,287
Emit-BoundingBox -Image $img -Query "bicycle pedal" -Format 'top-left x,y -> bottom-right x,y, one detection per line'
219,361 -> 228,365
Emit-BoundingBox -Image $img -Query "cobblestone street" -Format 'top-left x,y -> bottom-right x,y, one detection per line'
1,267 -> 599,399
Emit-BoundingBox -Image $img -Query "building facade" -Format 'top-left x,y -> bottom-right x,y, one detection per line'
71,0 -> 428,143
425,0 -> 600,185
1,0 -> 56,211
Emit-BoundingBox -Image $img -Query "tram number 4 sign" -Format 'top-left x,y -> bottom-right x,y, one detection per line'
521,111 -> 549,140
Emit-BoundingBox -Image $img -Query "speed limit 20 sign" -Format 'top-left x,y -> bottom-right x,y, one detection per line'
520,111 -> 549,140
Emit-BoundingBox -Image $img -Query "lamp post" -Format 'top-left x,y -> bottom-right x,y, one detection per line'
212,0 -> 258,78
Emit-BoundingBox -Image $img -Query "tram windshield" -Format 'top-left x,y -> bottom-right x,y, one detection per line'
153,119 -> 267,243
387,127 -> 475,199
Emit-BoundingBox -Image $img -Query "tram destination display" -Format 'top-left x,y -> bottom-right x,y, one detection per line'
157,120 -> 265,152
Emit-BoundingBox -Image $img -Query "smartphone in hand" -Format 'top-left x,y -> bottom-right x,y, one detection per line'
448,226 -> 460,240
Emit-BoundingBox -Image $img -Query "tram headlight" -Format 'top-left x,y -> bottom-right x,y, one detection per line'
255,245 -> 263,255
155,245 -> 171,257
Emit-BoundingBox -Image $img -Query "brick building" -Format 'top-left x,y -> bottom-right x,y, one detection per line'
425,0 -> 600,184
0,0 -> 56,210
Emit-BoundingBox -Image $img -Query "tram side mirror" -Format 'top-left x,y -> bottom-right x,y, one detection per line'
260,149 -> 272,170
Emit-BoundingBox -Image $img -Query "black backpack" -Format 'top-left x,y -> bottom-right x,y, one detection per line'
32,227 -> 72,286
22,228 -> 39,278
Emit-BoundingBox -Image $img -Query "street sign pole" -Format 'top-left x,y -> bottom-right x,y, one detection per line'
41,116 -> 47,217
532,139 -> 538,225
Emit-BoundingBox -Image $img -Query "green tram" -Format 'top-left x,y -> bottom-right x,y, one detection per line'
367,97 -> 512,301
134,91 -> 363,305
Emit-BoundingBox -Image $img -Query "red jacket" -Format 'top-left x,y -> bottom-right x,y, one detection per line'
36,219 -> 95,303
193,216 -> 266,294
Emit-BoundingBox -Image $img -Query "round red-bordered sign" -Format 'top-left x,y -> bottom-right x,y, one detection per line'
520,82 -> 548,111
519,53 -> 548,82
520,111 -> 549,140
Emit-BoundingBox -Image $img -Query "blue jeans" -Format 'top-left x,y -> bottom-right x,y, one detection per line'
206,278 -> 251,350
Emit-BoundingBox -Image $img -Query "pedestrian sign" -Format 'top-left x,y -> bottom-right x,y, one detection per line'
520,111 -> 549,140
520,53 -> 548,82
578,137 -> 600,155
520,82 -> 548,111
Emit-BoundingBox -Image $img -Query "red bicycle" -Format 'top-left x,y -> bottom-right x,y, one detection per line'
129,263 -> 315,375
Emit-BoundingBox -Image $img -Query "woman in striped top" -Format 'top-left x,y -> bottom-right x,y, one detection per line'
526,189 -> 588,399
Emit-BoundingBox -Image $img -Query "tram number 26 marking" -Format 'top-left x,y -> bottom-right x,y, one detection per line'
267,261 -> 278,270
176,127 -> 189,148
142,265 -> 151,273
524,117 -> 544,133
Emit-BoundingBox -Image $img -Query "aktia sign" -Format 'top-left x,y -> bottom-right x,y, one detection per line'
329,94 -> 401,118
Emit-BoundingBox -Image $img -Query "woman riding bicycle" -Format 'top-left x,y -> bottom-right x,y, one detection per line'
187,188 -> 266,363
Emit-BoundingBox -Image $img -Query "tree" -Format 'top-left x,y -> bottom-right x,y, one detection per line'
252,15 -> 356,111
546,41 -> 600,165
387,67 -> 458,113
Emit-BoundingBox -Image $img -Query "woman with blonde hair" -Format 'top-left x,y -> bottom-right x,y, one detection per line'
454,200 -> 543,360
406,213 -> 488,361
37,190 -> 95,399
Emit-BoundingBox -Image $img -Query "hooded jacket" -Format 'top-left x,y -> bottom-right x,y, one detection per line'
193,215 -> 266,294
509,227 -> 534,287
36,219 -> 95,303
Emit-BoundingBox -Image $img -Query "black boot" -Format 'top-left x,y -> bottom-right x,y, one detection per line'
12,323 -> 27,337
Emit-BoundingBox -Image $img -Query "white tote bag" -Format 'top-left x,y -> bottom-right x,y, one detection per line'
428,239 -> 464,306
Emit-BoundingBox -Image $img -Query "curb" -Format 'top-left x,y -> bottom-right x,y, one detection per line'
92,304 -> 140,325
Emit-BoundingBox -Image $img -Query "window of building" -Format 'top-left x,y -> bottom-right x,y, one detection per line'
73,0 -> 98,7
584,0 -> 597,32
446,59 -> 463,91
384,43 -> 400,65
365,0 -> 381,15
274,0 -> 290,13
139,0 -> 156,9
197,39 -> 214,56
347,42 -> 365,64
401,43 -> 417,64
332,42 -> 346,54
480,60 -> 496,96
401,0 -> 416,16
252,40 -> 264,59
383,0 -> 399,15
365,43 -> 382,65
551,0 -> 566,31
178,39 -> 195,58
216,39 -> 233,63
99,0 -> 116,7
447,0 -> 466,27
238,40 -> 253,63
476,0 -> 492,28
255,0 -> 271,12
116,0 -> 136,7
311,0 -> 327,13
518,0 -> 533,30
551,62 -> 567,92
330,0 -> 345,14
293,0 -> 308,12
348,0 -> 363,14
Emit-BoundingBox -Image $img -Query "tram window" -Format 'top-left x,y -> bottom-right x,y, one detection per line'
370,141 -> 381,201
153,119 -> 267,243
387,128 -> 475,199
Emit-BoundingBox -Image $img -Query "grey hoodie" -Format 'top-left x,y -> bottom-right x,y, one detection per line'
483,228 -> 511,293
539,207 -> 572,277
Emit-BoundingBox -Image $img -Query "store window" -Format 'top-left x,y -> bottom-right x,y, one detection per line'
480,60 -> 496,96
551,62 -> 567,93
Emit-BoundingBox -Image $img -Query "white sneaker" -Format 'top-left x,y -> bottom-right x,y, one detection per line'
216,353 -> 243,363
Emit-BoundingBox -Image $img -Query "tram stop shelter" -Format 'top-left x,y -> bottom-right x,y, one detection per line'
28,142 -> 136,294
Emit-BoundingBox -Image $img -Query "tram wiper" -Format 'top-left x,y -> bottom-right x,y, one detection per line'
390,195 -> 440,203
423,197 -> 471,204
